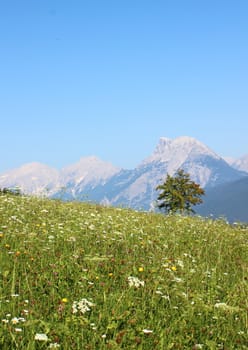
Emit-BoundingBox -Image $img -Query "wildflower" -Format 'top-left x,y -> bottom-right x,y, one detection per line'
173,277 -> 183,283
214,302 -> 228,309
138,267 -> 144,272
128,276 -> 145,288
11,317 -> 19,324
72,298 -> 94,314
171,266 -> 177,271
72,302 -> 78,314
35,333 -> 48,341
49,343 -> 61,348
15,328 -> 22,332
155,290 -> 163,295
176,260 -> 184,268
142,329 -> 153,334
237,331 -> 245,335
214,302 -> 239,312
61,298 -> 68,303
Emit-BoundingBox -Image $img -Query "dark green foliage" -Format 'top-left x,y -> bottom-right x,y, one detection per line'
156,169 -> 205,214
0,187 -> 22,196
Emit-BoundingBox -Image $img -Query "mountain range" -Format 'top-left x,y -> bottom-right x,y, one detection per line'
1,136 -> 248,222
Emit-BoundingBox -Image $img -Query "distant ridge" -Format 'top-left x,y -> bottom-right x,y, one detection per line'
225,154 -> 248,173
0,136 -> 247,222
0,162 -> 59,195
197,176 -> 248,223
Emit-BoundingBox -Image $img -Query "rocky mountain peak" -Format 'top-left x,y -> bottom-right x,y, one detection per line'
141,136 -> 220,171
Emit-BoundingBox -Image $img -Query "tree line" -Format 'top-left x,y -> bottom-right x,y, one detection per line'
0,187 -> 22,196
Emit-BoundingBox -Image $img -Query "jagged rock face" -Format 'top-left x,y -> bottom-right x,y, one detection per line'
0,136 -> 246,212
98,136 -> 245,210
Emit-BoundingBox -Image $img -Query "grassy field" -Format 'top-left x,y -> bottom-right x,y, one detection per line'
0,194 -> 248,349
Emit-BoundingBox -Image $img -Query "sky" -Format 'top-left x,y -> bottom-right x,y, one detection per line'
1,0 -> 248,173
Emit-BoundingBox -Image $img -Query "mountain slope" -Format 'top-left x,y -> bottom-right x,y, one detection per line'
0,136 -> 246,217
196,176 -> 248,223
62,136 -> 246,211
60,156 -> 120,186
49,156 -> 120,200
95,137 -> 246,210
0,162 -> 59,195
141,136 -> 244,188
142,136 -> 220,172
232,154 -> 248,173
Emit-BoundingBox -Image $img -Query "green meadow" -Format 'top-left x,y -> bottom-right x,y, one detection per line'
0,194 -> 247,349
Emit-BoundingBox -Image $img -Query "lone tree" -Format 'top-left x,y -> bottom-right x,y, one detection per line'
156,169 -> 205,215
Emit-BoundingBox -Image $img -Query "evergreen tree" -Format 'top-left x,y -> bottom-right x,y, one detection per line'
156,169 -> 205,214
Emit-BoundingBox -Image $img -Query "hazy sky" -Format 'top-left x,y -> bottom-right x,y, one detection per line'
1,0 -> 247,172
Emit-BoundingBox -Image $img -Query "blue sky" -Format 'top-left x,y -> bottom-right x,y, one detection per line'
1,0 -> 247,172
